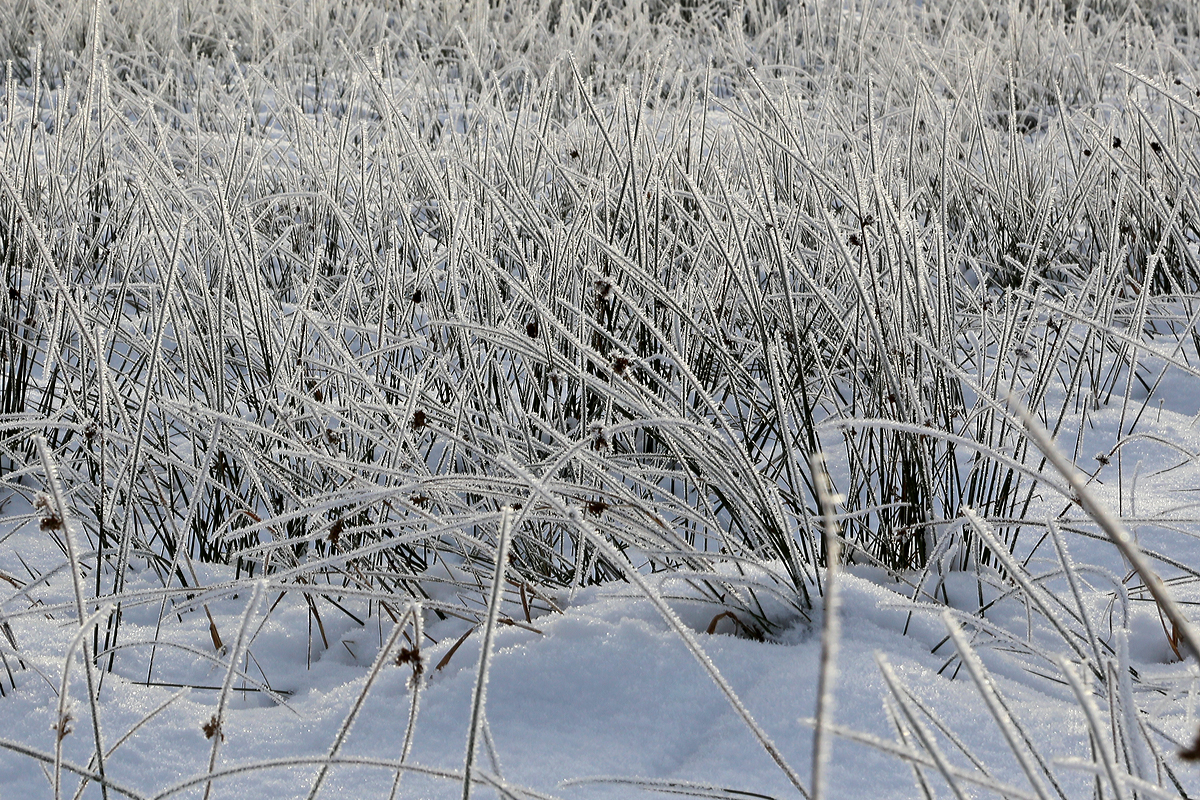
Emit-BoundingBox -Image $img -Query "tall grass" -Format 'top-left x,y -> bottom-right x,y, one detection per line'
1,0 -> 1200,795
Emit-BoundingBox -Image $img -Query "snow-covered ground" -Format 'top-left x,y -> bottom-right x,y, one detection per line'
0,541 -> 1137,800
5,396 -> 1200,800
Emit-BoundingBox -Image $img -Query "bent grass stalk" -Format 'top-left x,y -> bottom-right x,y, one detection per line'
306,605 -> 416,800
461,507 -> 514,800
201,581 -> 265,800
942,612 -> 1060,800
1011,396 -> 1200,754
36,436 -> 110,800
501,457 -> 811,798
53,604 -> 113,800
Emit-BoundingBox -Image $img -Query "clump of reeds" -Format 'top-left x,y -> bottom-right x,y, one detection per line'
1,0 -> 1199,796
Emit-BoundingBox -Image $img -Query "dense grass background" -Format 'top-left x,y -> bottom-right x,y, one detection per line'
3,0 -> 1200,796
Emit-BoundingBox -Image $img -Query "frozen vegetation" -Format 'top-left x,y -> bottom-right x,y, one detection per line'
2,0 -> 1200,796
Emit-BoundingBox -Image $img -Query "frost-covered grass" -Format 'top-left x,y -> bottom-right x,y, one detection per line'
3,0 -> 1200,796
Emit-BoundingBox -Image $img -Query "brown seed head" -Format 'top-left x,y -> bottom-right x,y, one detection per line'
35,494 -> 63,532
395,645 -> 422,669
395,645 -> 425,684
52,712 -> 73,742
590,425 -> 609,451
586,499 -> 610,516
202,715 -> 223,741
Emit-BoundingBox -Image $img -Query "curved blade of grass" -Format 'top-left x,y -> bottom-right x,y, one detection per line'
461,506 -> 514,800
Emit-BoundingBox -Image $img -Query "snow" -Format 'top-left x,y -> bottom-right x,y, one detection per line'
4,491 -> 1199,800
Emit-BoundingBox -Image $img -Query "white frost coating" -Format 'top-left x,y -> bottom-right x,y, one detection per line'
810,452 -> 840,800
461,508 -> 513,800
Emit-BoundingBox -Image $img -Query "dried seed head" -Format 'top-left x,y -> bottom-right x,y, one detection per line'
1095,452 -> 1111,467
35,494 -> 63,532
611,356 -> 630,376
411,288 -> 423,304
411,494 -> 430,508
594,279 -> 612,300
411,409 -> 427,430
590,424 -> 609,451
395,645 -> 424,679
525,319 -> 539,338
52,712 -> 73,742
328,518 -> 344,548
202,715 -> 224,741
1112,136 -> 1122,149
586,498 -> 610,516
83,419 -> 100,446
